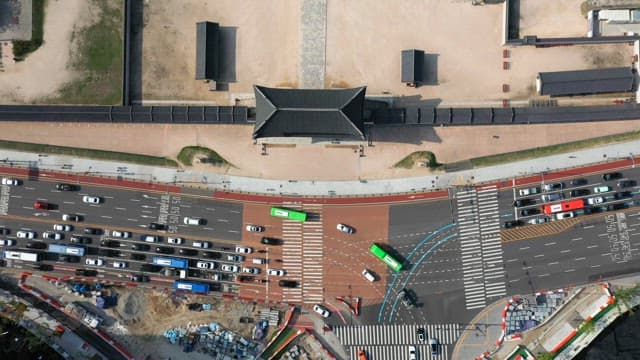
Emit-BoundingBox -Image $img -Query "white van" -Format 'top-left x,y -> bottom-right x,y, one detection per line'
362,269 -> 376,282
143,235 -> 159,243
252,258 -> 267,265
192,241 -> 210,248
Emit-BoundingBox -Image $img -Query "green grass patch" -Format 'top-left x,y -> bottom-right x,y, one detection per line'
12,0 -> 45,59
393,151 -> 441,169
177,146 -> 233,167
0,139 -> 178,167
49,0 -> 123,104
467,130 -> 640,168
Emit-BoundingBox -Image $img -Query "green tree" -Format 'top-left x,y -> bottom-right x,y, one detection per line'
537,352 -> 555,360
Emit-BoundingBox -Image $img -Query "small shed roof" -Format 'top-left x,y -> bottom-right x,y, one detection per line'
401,49 -> 424,83
195,22 -> 219,80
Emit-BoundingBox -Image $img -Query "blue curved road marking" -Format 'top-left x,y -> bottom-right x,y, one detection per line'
376,222 -> 455,323
388,233 -> 456,323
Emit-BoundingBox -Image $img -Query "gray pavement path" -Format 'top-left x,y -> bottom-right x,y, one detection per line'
0,140 -> 638,197
300,0 -> 327,89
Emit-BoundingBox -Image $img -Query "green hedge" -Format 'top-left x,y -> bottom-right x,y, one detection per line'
12,0 -> 45,59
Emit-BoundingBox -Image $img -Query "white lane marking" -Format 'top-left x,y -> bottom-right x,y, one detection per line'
538,273 -> 550,277
101,216 -> 113,219
519,246 -> 530,250
204,227 -> 214,231
586,245 -> 598,249
89,205 -> 101,207
104,196 -> 114,199
115,207 -> 126,211
22,206 -> 32,210
142,194 -> 158,199
560,250 -> 571,254
24,187 -> 35,190
10,195 -> 21,198
217,219 -> 229,222
544,242 -> 556,246
583,225 -> 595,229
130,199 -> 140,202
180,205 -> 191,208
564,269 -> 575,273
574,257 -> 586,261
534,254 -> 544,258
571,237 -> 583,242
206,208 -> 216,211
141,210 -> 152,214
591,264 -> 601,268
506,258 -> 519,263
63,201 -> 75,205
508,278 -> 520,283
547,262 -> 559,266
229,210 -> 241,214
140,215 -> 154,218
228,230 -> 239,233
127,218 -> 138,222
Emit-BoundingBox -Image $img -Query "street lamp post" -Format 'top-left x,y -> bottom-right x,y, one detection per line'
631,153 -> 636,168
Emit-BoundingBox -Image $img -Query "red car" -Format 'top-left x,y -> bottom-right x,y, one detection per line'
33,201 -> 51,210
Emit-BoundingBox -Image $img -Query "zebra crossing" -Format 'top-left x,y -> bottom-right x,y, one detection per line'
335,324 -> 460,360
0,184 -> 10,215
280,203 -> 324,304
455,185 -> 506,310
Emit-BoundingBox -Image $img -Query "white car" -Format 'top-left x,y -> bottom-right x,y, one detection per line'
111,230 -> 131,238
556,212 -> 575,220
85,258 -> 104,266
362,269 -> 376,282
228,254 -> 244,262
313,304 -> 331,318
167,237 -> 183,245
242,267 -> 260,274
113,261 -> 127,268
221,264 -> 240,273
43,231 -> 63,240
527,217 -> 549,225
267,269 -> 285,276
336,223 -> 354,234
0,239 -> 15,246
82,195 -> 101,204
235,246 -> 253,254
409,345 -> 417,360
594,186 -> 611,194
587,196 -> 604,205
53,224 -> 73,232
183,217 -> 204,225
16,231 -> 35,239
518,187 -> 539,196
245,225 -> 264,232
62,214 -> 81,222
1,178 -> 19,186
197,261 -> 215,270
252,258 -> 267,265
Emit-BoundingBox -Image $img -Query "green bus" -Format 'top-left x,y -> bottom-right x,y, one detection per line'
369,243 -> 403,272
270,207 -> 307,222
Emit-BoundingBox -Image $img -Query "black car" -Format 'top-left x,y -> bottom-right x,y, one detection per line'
398,289 -> 415,308
569,189 -> 590,197
179,248 -> 198,256
607,203 -> 627,211
75,269 -> 97,277
140,264 -> 162,272
520,208 -> 539,217
25,241 -> 47,249
278,280 -> 298,288
570,178 -> 588,186
0,227 -> 8,235
148,222 -> 165,230
56,183 -> 77,191
70,236 -> 91,244
260,237 -> 281,245
614,191 -> 633,200
59,255 -> 79,263
100,240 -> 120,248
617,180 -> 637,188
202,251 -> 221,259
503,220 -> 524,229
84,227 -> 103,235
513,198 -> 535,207
26,263 -> 53,271
131,244 -> 150,251
98,249 -> 119,257
417,328 -> 426,342
603,172 -> 623,181
130,253 -> 146,261
130,274 -> 150,282
155,246 -> 173,254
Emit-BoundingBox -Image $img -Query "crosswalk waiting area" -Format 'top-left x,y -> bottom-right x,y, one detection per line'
335,324 -> 460,360
455,185 -> 506,310
280,203 -> 324,304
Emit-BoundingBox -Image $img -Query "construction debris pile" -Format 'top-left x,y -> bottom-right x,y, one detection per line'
163,321 -> 262,358
64,302 -> 103,329
280,344 -> 311,360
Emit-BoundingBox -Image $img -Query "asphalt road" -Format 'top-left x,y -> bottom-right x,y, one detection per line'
0,178 -> 246,293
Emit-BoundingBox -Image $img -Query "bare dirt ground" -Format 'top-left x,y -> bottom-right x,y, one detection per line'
140,0 -> 299,103
1,120 -> 639,181
518,0 -> 587,38
0,0 -> 90,103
